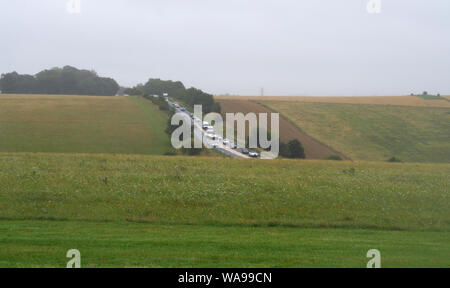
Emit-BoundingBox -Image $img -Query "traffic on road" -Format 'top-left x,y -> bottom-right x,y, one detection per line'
167,99 -> 260,159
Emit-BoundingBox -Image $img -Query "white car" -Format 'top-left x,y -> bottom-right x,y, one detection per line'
249,151 -> 259,158
223,139 -> 230,145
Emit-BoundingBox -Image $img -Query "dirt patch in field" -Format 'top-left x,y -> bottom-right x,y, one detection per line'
218,99 -> 349,160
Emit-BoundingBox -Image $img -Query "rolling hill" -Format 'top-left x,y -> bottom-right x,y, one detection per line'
217,96 -> 450,162
0,94 -> 171,155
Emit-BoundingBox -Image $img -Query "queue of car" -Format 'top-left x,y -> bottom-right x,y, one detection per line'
169,100 -> 259,158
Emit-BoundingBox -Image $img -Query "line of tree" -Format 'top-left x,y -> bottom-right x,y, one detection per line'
126,78 -> 221,114
143,94 -> 169,111
0,66 -> 119,96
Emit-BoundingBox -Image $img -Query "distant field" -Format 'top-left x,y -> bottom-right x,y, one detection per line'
218,99 -> 348,160
216,95 -> 450,108
0,153 -> 448,267
0,94 -> 170,155
260,101 -> 450,162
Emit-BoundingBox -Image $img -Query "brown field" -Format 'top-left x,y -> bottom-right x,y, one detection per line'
215,95 -> 450,108
218,99 -> 348,160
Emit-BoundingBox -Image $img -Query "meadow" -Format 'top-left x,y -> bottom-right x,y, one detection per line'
260,101 -> 450,162
0,152 -> 448,267
0,94 -> 170,155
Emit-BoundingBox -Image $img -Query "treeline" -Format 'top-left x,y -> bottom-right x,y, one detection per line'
126,78 -> 221,114
143,94 -> 169,111
0,66 -> 119,96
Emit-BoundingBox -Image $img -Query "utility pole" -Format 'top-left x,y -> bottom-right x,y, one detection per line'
261,88 -> 264,97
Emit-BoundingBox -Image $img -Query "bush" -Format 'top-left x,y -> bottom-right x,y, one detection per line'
326,155 -> 342,161
388,157 -> 402,163
288,139 -> 305,159
279,139 -> 305,159
163,150 -> 177,156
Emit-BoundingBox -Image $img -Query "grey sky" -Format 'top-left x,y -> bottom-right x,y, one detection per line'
1,0 -> 449,96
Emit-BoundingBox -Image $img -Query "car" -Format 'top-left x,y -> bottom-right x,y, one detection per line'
180,108 -> 186,111
241,148 -> 249,155
206,128 -> 214,134
249,151 -> 259,158
223,139 -> 230,145
205,133 -> 215,139
230,143 -> 237,149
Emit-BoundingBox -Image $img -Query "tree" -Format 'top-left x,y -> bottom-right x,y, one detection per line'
0,66 -> 119,96
278,139 -> 305,159
129,78 -> 221,114
288,139 -> 305,159
279,142 -> 290,158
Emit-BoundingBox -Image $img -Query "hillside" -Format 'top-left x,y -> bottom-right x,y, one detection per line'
0,94 -> 170,155
0,153 -> 448,267
262,101 -> 450,162
217,96 -> 450,162
218,99 -> 348,160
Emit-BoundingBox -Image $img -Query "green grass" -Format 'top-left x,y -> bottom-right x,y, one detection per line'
1,153 -> 448,231
0,94 -> 170,155
0,153 -> 448,267
0,220 -> 448,268
262,101 -> 450,163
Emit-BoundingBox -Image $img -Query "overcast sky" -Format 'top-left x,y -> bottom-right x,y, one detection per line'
1,0 -> 449,96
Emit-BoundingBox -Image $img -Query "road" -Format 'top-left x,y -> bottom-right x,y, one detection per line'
167,100 -> 250,159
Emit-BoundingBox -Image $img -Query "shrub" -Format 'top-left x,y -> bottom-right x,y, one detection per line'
326,155 -> 342,161
388,157 -> 402,163
279,139 -> 305,159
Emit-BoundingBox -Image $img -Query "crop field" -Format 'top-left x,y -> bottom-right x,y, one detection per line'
0,94 -> 170,155
218,99 -> 348,160
260,101 -> 450,163
215,95 -> 450,108
0,153 -> 448,267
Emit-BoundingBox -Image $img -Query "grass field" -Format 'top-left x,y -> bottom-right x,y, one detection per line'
0,153 -> 448,267
259,101 -> 450,162
1,220 -> 448,268
0,94 -> 170,155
